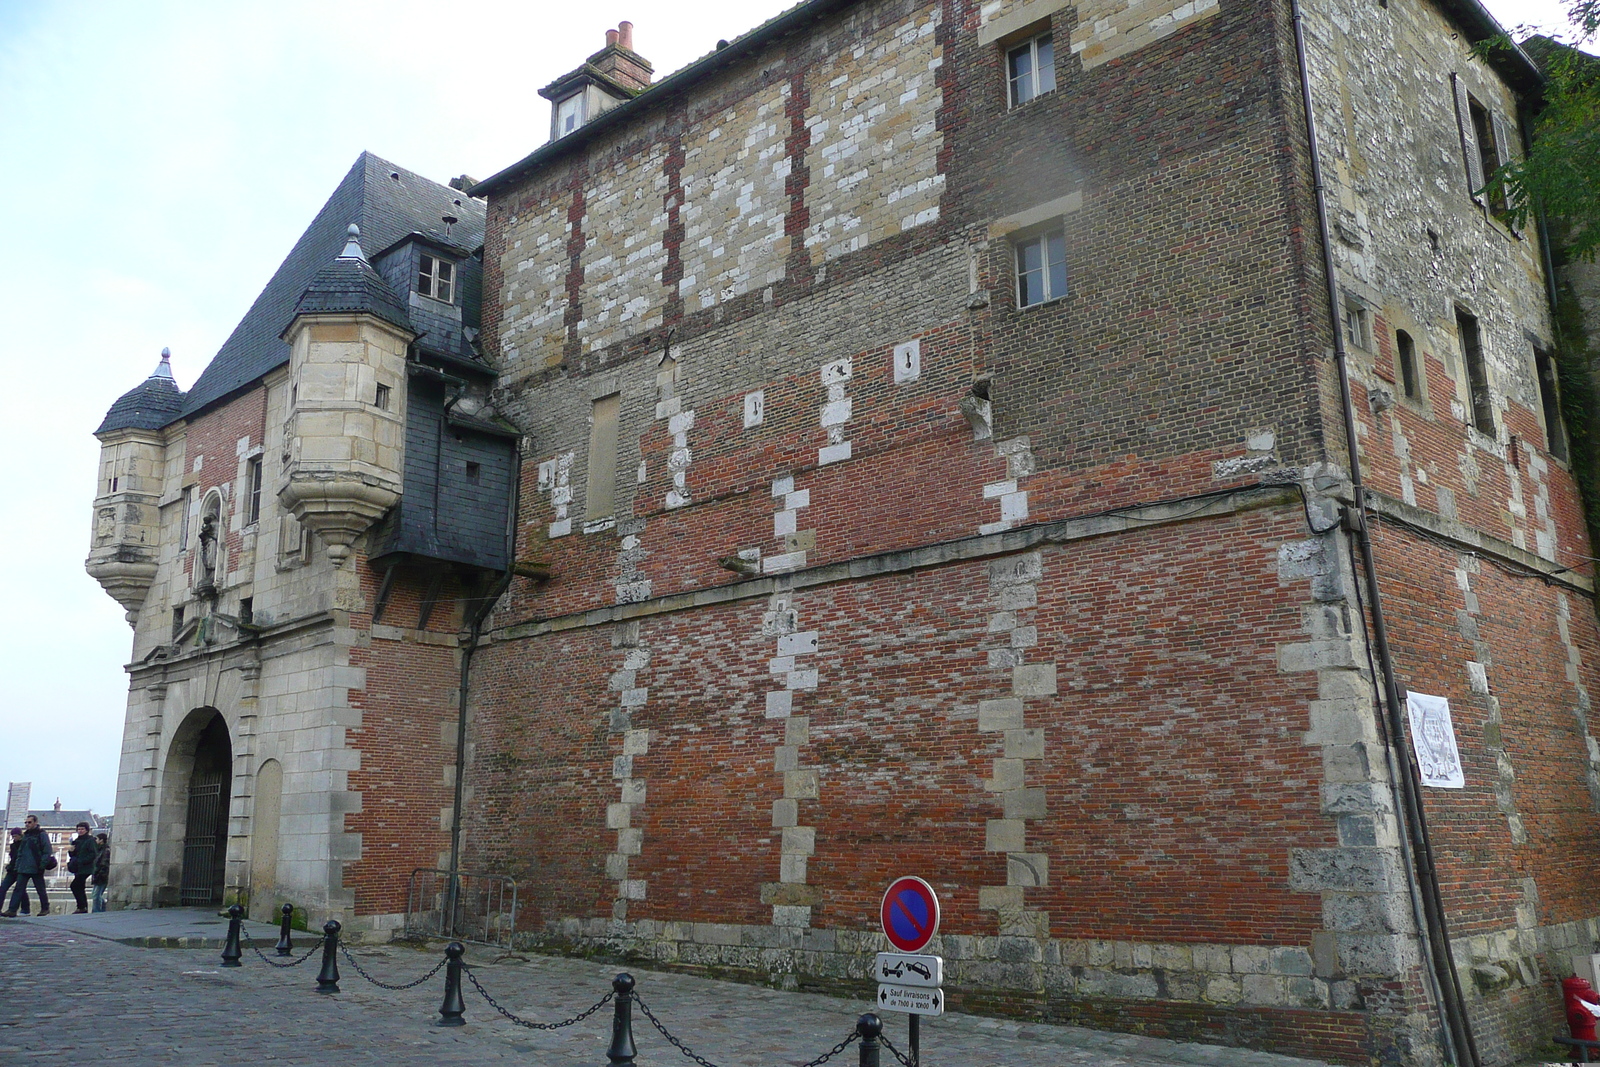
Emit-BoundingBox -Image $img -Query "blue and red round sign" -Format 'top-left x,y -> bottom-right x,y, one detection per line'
880,876 -> 940,953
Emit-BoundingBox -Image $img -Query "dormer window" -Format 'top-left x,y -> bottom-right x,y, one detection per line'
418,254 -> 454,303
556,94 -> 585,138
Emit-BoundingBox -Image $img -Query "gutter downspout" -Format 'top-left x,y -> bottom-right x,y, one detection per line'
445,446 -> 522,937
1288,2 -> 1480,1063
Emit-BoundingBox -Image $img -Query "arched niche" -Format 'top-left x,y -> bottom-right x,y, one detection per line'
250,758 -> 283,921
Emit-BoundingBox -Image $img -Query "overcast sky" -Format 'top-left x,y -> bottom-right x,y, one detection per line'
0,0 -> 1586,818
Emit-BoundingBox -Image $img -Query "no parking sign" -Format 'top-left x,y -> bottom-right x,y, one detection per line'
880,876 -> 940,953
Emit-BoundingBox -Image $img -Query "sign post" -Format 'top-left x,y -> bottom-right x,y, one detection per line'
879,877 -> 944,1063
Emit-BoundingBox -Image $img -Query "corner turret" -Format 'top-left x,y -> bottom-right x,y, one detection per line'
277,225 -> 414,563
88,349 -> 183,623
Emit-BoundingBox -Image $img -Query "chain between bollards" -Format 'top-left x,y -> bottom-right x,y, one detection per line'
437,942 -> 467,1026
220,904 -> 244,967
606,972 -> 637,1065
316,919 -> 342,993
276,902 -> 295,956
857,1013 -> 883,1067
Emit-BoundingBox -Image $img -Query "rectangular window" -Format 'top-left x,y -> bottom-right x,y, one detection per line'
1343,295 -> 1371,351
179,487 -> 193,550
246,456 -> 263,526
1469,101 -> 1508,215
375,383 -> 391,411
172,606 -> 185,641
1016,231 -> 1067,308
556,93 -> 585,137
1007,33 -> 1055,107
418,254 -> 454,303
1396,330 -> 1419,400
1536,348 -> 1568,461
239,597 -> 253,626
1456,308 -> 1494,435
587,393 -> 620,519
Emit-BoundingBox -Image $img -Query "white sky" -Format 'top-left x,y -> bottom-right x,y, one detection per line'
0,0 -> 1587,817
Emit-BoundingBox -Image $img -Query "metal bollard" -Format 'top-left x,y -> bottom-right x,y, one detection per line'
276,902 -> 294,956
220,904 -> 244,967
605,972 -> 637,1065
857,1013 -> 883,1067
437,942 -> 466,1027
315,919 -> 342,994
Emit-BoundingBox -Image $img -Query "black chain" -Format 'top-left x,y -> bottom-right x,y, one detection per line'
633,993 -> 860,1067
337,944 -> 448,990
240,929 -> 326,968
462,967 -> 614,1029
880,1033 -> 917,1067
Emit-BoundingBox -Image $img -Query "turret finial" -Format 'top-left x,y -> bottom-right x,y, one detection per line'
152,347 -> 175,379
339,223 -> 368,263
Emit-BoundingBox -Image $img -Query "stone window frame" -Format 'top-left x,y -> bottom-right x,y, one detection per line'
1393,327 -> 1428,410
417,252 -> 455,304
1532,344 -> 1569,464
1341,291 -> 1374,354
244,453 -> 264,529
989,192 -> 1082,313
1454,304 -> 1496,439
1451,73 -> 1522,236
1006,30 -> 1057,109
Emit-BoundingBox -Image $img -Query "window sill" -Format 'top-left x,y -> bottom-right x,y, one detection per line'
1006,89 -> 1057,113
1016,293 -> 1069,312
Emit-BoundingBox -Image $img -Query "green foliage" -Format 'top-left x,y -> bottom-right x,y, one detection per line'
1480,10 -> 1600,261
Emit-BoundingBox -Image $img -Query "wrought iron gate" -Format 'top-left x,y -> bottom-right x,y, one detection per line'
180,773 -> 226,905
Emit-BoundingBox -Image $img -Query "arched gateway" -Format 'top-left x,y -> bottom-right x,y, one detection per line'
162,709 -> 232,906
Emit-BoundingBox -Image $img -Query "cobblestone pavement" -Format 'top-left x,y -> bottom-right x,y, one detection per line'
0,915 -> 1344,1066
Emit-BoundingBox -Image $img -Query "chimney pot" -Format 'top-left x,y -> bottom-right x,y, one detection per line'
618,21 -> 633,51
606,28 -> 619,48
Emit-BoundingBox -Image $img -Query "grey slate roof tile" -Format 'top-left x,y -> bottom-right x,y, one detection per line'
176,151 -> 486,419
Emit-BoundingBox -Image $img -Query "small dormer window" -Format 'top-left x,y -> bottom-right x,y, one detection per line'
556,94 -> 585,138
418,254 -> 454,303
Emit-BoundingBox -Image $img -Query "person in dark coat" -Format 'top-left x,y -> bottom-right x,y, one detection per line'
67,822 -> 98,914
3,816 -> 50,916
0,829 -> 30,916
91,833 -> 109,913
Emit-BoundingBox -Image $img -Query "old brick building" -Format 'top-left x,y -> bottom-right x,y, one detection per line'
87,153 -> 516,929
454,2 -> 1600,1065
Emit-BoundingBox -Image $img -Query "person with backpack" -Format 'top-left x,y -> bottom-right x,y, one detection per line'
66,822 -> 98,914
2,815 -> 51,916
91,833 -> 110,913
0,829 -> 30,916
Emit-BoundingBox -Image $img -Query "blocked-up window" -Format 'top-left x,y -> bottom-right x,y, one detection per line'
418,254 -> 454,303
587,393 -> 620,519
1007,33 -> 1055,107
1015,231 -> 1067,307
1456,308 -> 1494,435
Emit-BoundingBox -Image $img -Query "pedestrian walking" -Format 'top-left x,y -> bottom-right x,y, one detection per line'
91,833 -> 109,913
67,822 -> 98,914
0,829 -> 30,916
3,815 -> 50,916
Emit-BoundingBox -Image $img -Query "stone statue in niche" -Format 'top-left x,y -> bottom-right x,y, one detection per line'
196,513 -> 218,592
95,508 -> 115,545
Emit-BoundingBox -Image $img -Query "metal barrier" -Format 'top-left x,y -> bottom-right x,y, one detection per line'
402,867 -> 518,948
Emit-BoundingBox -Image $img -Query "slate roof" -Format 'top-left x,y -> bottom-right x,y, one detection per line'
96,351 -> 185,435
289,237 -> 415,335
177,152 -> 486,419
29,809 -> 102,830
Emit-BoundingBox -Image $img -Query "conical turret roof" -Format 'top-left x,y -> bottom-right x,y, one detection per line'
284,224 -> 414,335
96,349 -> 185,435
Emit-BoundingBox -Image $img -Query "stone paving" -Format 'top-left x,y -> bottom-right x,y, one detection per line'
0,909 -> 1346,1067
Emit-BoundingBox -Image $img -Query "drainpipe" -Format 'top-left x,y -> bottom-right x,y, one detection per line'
1288,2 -> 1480,1063
445,446 -> 521,937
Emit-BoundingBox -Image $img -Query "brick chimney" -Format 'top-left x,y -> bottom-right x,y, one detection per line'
590,22 -> 652,94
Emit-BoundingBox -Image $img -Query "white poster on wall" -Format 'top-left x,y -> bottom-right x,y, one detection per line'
1406,691 -> 1465,789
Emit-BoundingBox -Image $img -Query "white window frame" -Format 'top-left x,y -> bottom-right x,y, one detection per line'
418,253 -> 454,303
1014,229 -> 1068,308
1007,33 -> 1056,108
556,93 -> 585,138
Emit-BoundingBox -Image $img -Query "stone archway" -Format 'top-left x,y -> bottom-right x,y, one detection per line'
154,707 -> 233,906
